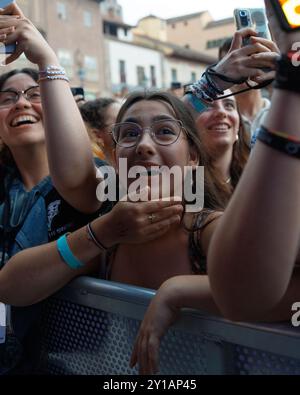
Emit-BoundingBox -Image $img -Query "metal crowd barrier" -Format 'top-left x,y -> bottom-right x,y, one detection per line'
36,277 -> 300,375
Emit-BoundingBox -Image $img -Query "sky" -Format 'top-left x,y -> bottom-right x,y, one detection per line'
118,0 -> 265,25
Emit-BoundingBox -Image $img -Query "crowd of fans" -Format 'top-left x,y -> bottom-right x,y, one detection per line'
0,0 -> 299,375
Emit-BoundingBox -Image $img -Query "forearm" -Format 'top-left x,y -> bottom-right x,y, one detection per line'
161,275 -> 220,316
38,57 -> 99,212
0,214 -> 114,306
208,90 -> 300,319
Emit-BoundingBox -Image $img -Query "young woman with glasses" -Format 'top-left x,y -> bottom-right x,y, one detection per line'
0,5 -> 188,373
0,2 -> 280,374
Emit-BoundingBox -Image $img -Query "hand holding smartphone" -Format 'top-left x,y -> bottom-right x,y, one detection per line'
0,0 -> 16,54
234,8 -> 271,45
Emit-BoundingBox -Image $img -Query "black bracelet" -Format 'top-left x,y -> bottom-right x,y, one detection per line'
274,54 -> 300,93
86,223 -> 108,251
206,64 -> 248,85
204,70 -> 224,95
257,126 -> 300,159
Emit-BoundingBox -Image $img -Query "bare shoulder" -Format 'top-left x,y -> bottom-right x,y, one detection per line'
197,211 -> 223,256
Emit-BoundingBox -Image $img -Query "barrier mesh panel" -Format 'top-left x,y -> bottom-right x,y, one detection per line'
234,345 -> 300,375
38,298 -> 209,375
37,297 -> 300,375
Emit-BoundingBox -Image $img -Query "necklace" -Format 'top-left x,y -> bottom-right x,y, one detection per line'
225,177 -> 232,185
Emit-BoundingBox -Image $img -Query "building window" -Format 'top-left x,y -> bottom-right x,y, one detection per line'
191,72 -> 197,83
207,37 -> 231,49
172,24 -> 176,29
57,2 -> 67,20
84,56 -> 98,82
119,60 -> 126,84
137,66 -> 146,87
57,49 -> 73,77
84,11 -> 92,27
171,68 -> 178,83
150,65 -> 156,88
104,22 -> 118,37
185,44 -> 190,49
124,28 -> 128,37
184,21 -> 188,26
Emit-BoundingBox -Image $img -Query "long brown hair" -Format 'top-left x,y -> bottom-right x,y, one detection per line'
115,90 -> 229,212
230,112 -> 250,189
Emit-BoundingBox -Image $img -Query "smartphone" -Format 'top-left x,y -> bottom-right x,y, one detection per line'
0,0 -> 16,54
270,0 -> 300,31
234,8 -> 271,45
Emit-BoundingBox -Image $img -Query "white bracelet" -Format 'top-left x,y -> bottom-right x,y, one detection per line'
38,75 -> 70,83
39,65 -> 66,75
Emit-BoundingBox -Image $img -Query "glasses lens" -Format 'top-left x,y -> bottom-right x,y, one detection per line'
0,92 -> 17,108
153,120 -> 181,145
26,87 -> 41,103
114,123 -> 141,147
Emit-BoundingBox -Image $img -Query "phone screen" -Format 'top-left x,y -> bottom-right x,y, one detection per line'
278,0 -> 300,28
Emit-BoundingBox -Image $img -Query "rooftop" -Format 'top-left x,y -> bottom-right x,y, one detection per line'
205,17 -> 235,29
166,12 -> 206,24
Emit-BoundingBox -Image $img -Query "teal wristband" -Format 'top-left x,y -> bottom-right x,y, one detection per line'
56,234 -> 84,270
185,93 -> 208,114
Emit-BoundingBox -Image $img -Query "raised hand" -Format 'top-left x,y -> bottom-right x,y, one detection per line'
0,3 -> 58,66
214,28 -> 279,89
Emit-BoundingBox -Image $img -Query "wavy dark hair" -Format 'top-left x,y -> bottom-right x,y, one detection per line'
80,98 -> 116,130
203,108 -> 250,202
114,90 -> 229,212
0,68 -> 39,169
229,111 -> 250,189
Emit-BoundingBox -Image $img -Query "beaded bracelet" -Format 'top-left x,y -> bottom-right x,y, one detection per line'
189,74 -> 218,102
38,75 -> 70,83
38,65 -> 69,83
257,126 -> 300,159
39,65 -> 66,75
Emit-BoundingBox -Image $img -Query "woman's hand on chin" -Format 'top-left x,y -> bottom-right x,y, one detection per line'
93,189 -> 184,248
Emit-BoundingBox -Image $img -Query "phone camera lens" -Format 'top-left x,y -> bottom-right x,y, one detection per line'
240,11 -> 247,17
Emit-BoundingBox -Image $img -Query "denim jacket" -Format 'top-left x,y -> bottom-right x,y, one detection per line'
0,171 -> 53,264
0,170 -> 53,374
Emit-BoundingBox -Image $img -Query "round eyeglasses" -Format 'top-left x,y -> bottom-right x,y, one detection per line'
111,119 -> 185,148
0,86 -> 41,108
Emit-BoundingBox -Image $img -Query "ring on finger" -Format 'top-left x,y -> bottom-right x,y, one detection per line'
148,213 -> 156,224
